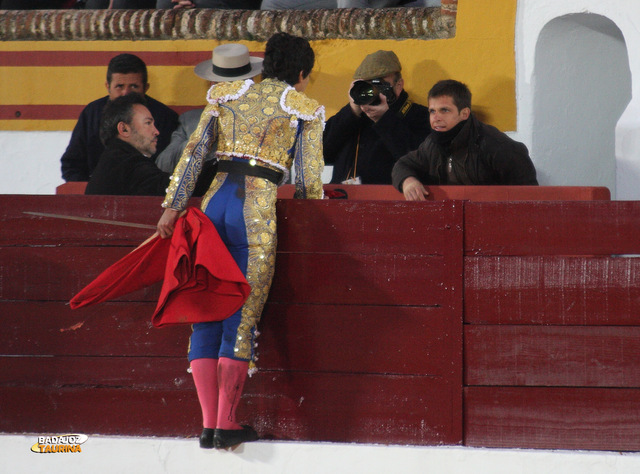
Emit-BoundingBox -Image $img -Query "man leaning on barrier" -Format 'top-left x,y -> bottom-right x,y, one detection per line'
392,79 -> 538,201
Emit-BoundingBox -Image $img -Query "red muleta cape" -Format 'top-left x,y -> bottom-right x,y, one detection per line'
70,207 -> 251,327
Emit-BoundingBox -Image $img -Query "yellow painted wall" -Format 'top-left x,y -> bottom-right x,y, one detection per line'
0,0 -> 517,131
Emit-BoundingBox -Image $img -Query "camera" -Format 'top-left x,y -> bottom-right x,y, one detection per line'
349,79 -> 397,106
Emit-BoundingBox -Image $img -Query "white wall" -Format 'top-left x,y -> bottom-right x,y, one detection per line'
0,131 -> 68,194
531,13 -> 630,196
515,0 -> 640,199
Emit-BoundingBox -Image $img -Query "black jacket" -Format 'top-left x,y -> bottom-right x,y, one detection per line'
61,95 -> 178,182
323,90 -> 430,184
392,113 -> 538,189
85,138 -> 171,196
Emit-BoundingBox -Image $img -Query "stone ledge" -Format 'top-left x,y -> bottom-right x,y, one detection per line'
0,7 -> 455,42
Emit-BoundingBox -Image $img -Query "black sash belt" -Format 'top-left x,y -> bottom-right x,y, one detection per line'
217,160 -> 283,185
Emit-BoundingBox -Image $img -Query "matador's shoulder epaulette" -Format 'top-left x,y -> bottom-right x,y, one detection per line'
282,89 -> 325,123
206,79 -> 252,106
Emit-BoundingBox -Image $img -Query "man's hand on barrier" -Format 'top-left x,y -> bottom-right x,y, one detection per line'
401,176 -> 430,201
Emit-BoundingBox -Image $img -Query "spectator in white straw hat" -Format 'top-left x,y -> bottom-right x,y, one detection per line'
156,44 -> 263,174
193,43 -> 264,82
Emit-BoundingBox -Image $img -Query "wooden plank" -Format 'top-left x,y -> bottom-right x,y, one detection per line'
65,184 -> 607,202
464,386 -> 640,451
246,371 -> 461,445
465,325 -> 640,387
0,248 -> 161,301
55,182 -> 87,195
276,199 -> 462,255
0,302 -> 189,357
0,386 -> 201,437
2,248 -> 454,306
416,185 -> 610,202
259,303 -> 460,375
0,301 -> 459,377
464,256 -> 640,325
0,356 -> 193,390
0,359 -> 460,445
2,196 -> 462,251
269,253 -> 455,306
1,371 -> 460,445
465,201 -> 640,256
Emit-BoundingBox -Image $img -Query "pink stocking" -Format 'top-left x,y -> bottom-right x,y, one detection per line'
217,357 -> 249,430
190,358 -> 219,429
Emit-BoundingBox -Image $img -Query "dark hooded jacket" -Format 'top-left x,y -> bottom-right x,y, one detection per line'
392,112 -> 538,189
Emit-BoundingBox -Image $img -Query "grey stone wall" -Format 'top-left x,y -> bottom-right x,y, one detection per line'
0,6 -> 455,42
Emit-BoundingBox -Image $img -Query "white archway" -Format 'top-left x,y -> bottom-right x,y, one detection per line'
530,13 -> 631,197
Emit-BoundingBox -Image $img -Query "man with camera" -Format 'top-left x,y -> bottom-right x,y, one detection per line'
323,50 -> 431,184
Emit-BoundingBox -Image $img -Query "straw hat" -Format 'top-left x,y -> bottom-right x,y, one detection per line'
194,43 -> 263,82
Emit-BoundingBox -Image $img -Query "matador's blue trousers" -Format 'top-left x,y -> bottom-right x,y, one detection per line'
187,169 -> 277,364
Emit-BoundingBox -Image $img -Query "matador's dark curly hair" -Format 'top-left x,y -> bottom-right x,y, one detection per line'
262,32 -> 315,87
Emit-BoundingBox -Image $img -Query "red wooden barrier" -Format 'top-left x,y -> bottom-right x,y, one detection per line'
56,182 -> 87,195
463,201 -> 640,451
3,190 -> 640,452
0,195 -> 463,446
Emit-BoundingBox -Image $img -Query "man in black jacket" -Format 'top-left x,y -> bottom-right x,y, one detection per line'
392,79 -> 538,200
86,93 -> 214,196
85,93 -> 170,196
323,50 -> 430,184
61,53 -> 178,182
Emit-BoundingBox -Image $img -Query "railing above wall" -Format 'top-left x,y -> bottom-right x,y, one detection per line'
0,4 -> 456,42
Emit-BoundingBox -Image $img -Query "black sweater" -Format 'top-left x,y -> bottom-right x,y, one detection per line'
85,138 -> 170,196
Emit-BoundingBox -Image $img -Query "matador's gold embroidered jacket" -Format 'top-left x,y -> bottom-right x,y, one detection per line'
162,78 -> 325,210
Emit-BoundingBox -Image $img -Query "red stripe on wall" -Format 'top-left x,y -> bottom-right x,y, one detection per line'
0,104 -> 194,121
0,50 -> 264,67
0,105 -> 85,120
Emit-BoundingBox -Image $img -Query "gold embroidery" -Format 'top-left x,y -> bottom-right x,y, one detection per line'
163,78 -> 324,210
233,178 -> 278,360
162,78 -> 326,363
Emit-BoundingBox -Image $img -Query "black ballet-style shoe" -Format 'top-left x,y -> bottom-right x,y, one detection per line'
199,428 -> 215,449
213,425 -> 258,449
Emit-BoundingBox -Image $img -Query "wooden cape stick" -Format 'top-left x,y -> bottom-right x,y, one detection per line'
23,211 -> 157,230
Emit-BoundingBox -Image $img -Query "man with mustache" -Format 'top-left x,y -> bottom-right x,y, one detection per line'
85,93 -> 169,195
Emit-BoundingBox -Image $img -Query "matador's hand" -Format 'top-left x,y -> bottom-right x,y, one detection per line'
157,208 -> 181,239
